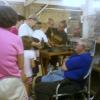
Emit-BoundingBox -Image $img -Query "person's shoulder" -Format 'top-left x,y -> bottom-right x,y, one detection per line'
24,50 -> 35,54
34,30 -> 44,36
34,29 -> 42,33
68,54 -> 82,62
24,50 -> 36,58
24,50 -> 31,56
18,23 -> 30,36
9,26 -> 18,35
11,34 -> 22,43
80,52 -> 91,57
79,52 -> 92,61
0,27 -> 18,38
46,27 -> 57,33
0,27 -> 7,33
19,23 -> 27,28
20,23 -> 30,31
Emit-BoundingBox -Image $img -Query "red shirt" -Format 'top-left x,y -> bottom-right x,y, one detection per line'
9,26 -> 18,35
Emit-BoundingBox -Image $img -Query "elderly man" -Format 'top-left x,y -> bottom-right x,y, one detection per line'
18,15 -> 37,37
18,15 -> 41,48
34,38 -> 92,100
18,15 -> 40,65
18,15 -> 41,95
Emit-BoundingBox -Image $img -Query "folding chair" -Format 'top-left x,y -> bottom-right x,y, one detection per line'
53,39 -> 96,100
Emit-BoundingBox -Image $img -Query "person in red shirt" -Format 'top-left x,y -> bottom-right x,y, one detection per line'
9,15 -> 26,35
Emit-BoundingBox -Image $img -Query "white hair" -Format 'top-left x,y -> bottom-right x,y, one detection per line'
78,38 -> 92,51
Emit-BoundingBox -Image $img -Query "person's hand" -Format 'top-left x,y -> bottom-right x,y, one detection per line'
32,41 -> 41,46
26,77 -> 32,85
49,41 -> 56,47
36,42 -> 41,47
20,70 -> 27,83
32,42 -> 42,49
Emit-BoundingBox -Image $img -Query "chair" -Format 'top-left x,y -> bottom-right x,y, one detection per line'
52,39 -> 96,100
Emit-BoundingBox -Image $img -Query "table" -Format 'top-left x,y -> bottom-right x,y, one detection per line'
40,49 -> 73,74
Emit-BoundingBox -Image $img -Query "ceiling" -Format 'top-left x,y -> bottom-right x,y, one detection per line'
25,0 -> 86,8
1,0 -> 100,12
7,0 -> 25,2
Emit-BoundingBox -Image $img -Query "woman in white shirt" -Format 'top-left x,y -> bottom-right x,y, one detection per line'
32,23 -> 48,43
32,23 -> 49,57
22,36 -> 36,96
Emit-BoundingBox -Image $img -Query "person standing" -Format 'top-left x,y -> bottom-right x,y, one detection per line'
18,15 -> 37,37
0,6 -> 28,100
18,15 -> 41,57
9,14 -> 26,35
22,36 -> 36,96
18,15 -> 41,74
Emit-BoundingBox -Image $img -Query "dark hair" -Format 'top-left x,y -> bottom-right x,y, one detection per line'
18,15 -> 26,21
60,20 -> 67,28
22,36 -> 32,50
0,6 -> 18,28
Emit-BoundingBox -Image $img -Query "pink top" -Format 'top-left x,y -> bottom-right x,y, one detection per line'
9,26 -> 18,35
0,27 -> 24,79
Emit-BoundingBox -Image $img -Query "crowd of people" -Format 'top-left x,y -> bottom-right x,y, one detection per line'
0,5 -> 99,100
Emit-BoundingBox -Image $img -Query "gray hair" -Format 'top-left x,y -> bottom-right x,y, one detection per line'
27,14 -> 38,21
78,38 -> 93,51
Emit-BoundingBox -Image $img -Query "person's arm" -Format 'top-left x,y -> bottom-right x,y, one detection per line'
16,37 -> 27,82
61,59 -> 68,71
30,58 -> 36,68
63,56 -> 82,71
17,54 -> 24,70
32,41 -> 42,49
18,24 -> 29,36
17,54 -> 27,82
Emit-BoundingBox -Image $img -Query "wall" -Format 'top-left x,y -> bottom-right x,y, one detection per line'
9,2 -> 25,16
38,9 -> 70,24
25,4 -> 70,24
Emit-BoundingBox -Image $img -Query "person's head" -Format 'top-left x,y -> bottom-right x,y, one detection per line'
58,20 -> 67,32
47,18 -> 54,28
75,38 -> 91,54
16,15 -> 26,28
61,20 -> 67,28
0,6 -> 18,28
22,36 -> 32,50
35,21 -> 42,29
40,23 -> 48,33
26,15 -> 38,28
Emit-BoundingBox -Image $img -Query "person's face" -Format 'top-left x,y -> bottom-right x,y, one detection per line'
18,20 -> 24,26
59,22 -> 63,28
58,22 -> 64,31
35,23 -> 41,29
43,27 -> 48,33
48,19 -> 54,27
29,19 -> 37,27
19,20 -> 24,25
75,42 -> 85,54
16,20 -> 24,28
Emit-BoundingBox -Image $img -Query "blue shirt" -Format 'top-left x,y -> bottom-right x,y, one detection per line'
64,53 -> 92,80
